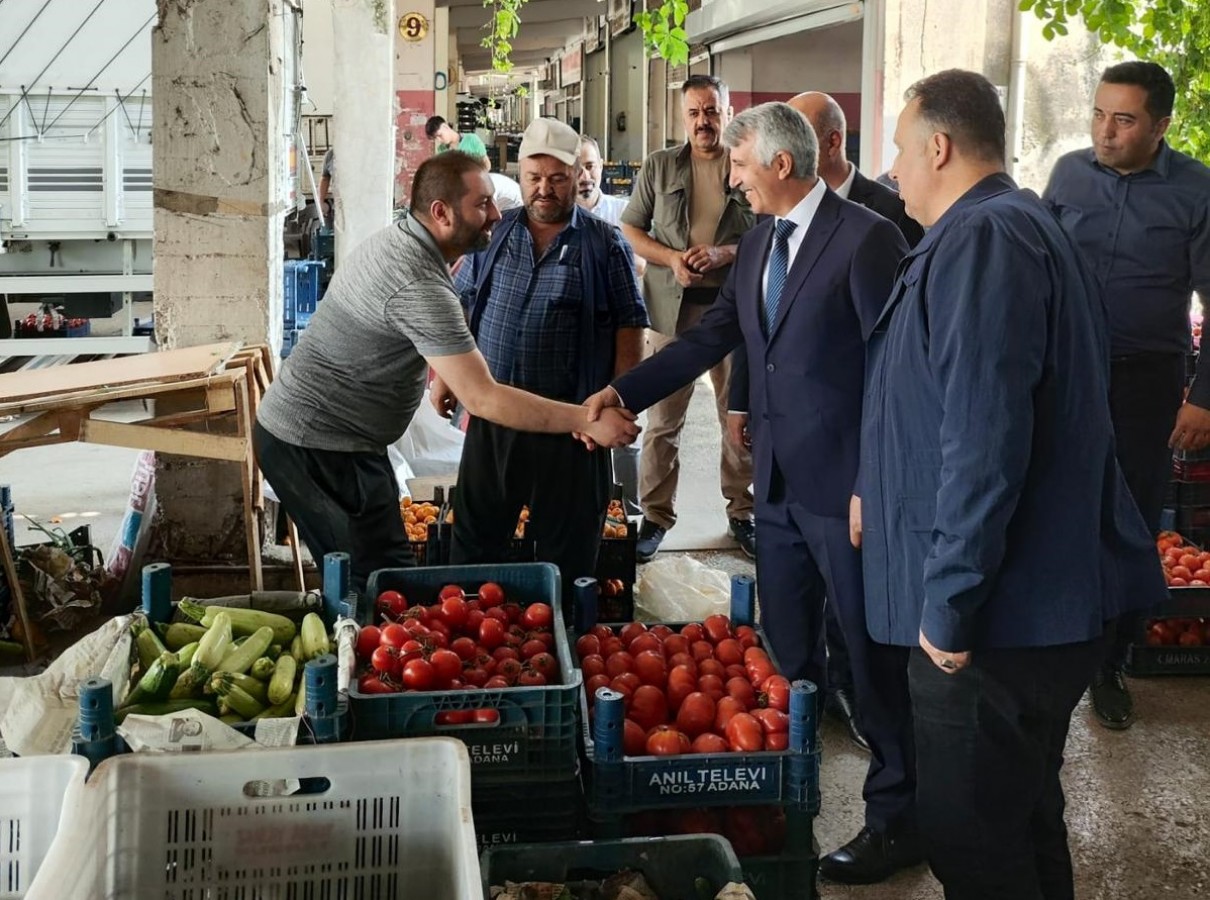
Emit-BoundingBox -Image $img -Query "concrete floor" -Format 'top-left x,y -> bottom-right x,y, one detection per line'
1,359 -> 1208,897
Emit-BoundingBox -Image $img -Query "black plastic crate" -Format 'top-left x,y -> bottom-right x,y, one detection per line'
350,564 -> 581,782
481,834 -> 745,899
473,773 -> 583,852
595,517 -> 636,622
1127,642 -> 1210,675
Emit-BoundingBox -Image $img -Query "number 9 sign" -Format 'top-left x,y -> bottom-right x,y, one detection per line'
398,12 -> 429,42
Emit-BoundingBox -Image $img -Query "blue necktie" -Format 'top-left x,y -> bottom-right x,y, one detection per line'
764,218 -> 797,334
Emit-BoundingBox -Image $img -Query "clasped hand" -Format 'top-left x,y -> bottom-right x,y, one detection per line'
574,386 -> 641,450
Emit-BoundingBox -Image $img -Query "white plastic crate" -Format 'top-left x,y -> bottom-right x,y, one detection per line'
0,756 -> 89,900
28,738 -> 480,900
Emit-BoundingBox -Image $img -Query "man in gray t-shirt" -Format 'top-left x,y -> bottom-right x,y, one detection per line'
256,152 -> 641,589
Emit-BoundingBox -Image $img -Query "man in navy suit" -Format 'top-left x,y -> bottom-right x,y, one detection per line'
583,102 -> 919,885
858,69 -> 1166,898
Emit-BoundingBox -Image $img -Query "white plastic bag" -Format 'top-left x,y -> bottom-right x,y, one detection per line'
394,391 -> 466,476
635,555 -> 732,622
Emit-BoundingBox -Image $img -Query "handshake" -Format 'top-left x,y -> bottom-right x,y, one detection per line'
574,386 -> 639,450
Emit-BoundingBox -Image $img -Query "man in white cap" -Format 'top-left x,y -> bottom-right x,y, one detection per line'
442,118 -> 649,609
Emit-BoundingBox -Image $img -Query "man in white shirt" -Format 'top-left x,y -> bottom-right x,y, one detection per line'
576,136 -> 630,224
582,102 -> 918,885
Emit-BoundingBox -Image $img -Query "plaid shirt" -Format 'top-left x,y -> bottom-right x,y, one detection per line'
456,207 -> 649,401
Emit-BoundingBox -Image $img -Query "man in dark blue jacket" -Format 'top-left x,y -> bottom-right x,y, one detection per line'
583,102 -> 918,885
857,69 -> 1166,898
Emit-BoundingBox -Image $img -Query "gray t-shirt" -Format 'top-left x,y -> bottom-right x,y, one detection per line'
258,215 -> 476,453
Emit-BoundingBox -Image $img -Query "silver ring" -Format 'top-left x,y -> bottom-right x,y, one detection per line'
940,658 -> 957,670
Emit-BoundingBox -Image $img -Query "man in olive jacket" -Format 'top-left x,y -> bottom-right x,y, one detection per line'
620,74 -> 757,562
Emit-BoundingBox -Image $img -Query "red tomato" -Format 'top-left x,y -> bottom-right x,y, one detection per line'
477,582 -> 506,607
667,666 -> 697,711
703,614 -> 732,644
675,692 -> 717,738
375,590 -> 408,621
606,651 -> 635,678
691,732 -> 729,754
624,718 -> 648,755
520,639 -> 547,660
463,666 -> 489,687
629,633 -> 663,656
502,603 -> 524,624
752,707 -> 790,735
725,713 -> 764,751
576,634 -> 602,658
402,618 -> 430,639
586,672 -> 611,697
1179,629 -> 1204,646
761,675 -> 791,713
634,650 -> 668,686
725,664 -> 748,681
529,652 -> 559,681
620,621 -> 649,645
1179,553 -> 1200,570
1170,565 -> 1194,580
582,654 -> 607,678
529,630 -> 555,650
726,676 -> 757,708
590,624 -> 614,642
479,617 -> 507,650
484,675 -> 509,689
450,637 -> 477,661
355,625 -> 381,660
371,645 -> 400,677
734,625 -> 759,650
379,623 -> 409,650
601,637 -> 625,657
630,684 -> 670,731
667,653 -> 698,675
715,638 -> 744,666
649,624 -> 674,640
430,649 -> 462,684
697,658 -> 726,679
698,674 -> 725,701
435,710 -> 474,725
440,596 -> 469,631
358,673 -> 397,694
748,659 -> 776,688
691,640 -> 716,662
680,623 -> 705,643
485,607 -> 510,624
492,646 -> 520,663
465,609 -> 486,634
521,602 -> 554,631
612,671 -> 642,694
646,725 -> 691,756
715,696 -> 746,732
662,634 -> 690,657
765,732 -> 789,751
401,658 -> 436,691
517,670 -> 547,686
496,657 -> 523,685
438,584 -> 466,601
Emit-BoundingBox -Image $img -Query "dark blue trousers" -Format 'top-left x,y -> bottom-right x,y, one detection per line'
756,478 -> 916,833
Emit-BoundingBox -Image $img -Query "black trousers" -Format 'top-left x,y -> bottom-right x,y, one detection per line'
252,422 -> 414,593
909,637 -> 1105,900
450,417 -> 610,610
1106,352 -> 1185,666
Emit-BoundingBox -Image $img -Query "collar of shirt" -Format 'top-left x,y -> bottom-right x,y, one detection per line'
402,213 -> 452,278
834,161 -> 857,200
906,171 -> 1018,260
1083,140 -> 1173,179
777,176 -> 828,267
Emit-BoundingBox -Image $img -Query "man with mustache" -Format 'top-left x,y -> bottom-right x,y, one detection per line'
444,118 -> 649,610
256,152 -> 641,592
620,74 -> 757,562
1044,61 -> 1210,730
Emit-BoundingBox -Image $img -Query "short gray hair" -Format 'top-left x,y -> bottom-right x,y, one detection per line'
579,134 -> 601,156
722,102 -> 817,179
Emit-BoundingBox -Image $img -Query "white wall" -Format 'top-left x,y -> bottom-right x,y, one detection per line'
301,0 -> 336,115
749,21 -> 863,94
609,28 -> 645,162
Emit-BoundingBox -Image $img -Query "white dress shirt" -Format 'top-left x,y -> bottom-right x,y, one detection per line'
760,176 -> 828,304
834,161 -> 857,200
587,192 -> 630,227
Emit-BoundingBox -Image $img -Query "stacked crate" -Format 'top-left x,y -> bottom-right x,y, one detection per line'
1,485 -> 13,625
353,564 -> 584,853
281,259 -> 325,358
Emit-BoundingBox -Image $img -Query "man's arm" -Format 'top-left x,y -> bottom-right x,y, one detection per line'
614,327 -> 645,377
605,231 -> 652,377
921,221 -> 1048,653
428,348 -> 638,447
851,219 -> 909,338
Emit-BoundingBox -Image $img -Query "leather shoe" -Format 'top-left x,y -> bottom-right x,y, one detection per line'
728,517 -> 756,559
1090,665 -> 1134,730
819,825 -> 924,885
636,518 -> 668,563
826,687 -> 870,752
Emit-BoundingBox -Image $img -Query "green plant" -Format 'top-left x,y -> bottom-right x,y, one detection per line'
634,0 -> 691,67
367,0 -> 389,35
481,0 -> 528,74
1021,0 -> 1210,157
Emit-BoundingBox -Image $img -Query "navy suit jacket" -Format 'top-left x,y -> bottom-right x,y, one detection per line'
614,187 -> 907,518
847,169 -> 925,248
860,173 -> 1166,651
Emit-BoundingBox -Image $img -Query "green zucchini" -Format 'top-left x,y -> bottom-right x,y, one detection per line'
114,698 -> 217,724
216,626 -> 275,675
299,613 -> 329,662
177,600 -> 297,645
133,621 -> 169,671
125,652 -> 180,707
250,656 -> 276,681
159,622 -> 207,651
268,655 -> 297,706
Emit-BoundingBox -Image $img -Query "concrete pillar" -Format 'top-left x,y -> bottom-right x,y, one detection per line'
149,0 -> 289,573
332,0 -> 396,266
394,0 -> 438,207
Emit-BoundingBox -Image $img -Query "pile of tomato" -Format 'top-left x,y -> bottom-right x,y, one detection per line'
578,614 -> 791,757
1156,531 -> 1210,586
1145,617 -> 1210,647
354,582 -> 561,695
629,805 -> 791,857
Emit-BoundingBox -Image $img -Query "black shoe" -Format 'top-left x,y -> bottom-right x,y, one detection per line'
728,517 -> 756,559
819,825 -> 924,885
636,518 -> 668,563
826,687 -> 870,752
1090,665 -> 1134,730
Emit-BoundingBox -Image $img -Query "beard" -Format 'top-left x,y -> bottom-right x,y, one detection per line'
452,210 -> 491,253
525,193 -> 575,224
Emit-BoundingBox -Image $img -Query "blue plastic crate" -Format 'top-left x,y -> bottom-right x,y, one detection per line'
577,621 -> 820,815
283,259 -> 325,328
350,564 -> 581,781
473,773 -> 583,852
280,327 -> 304,358
481,834 -> 745,899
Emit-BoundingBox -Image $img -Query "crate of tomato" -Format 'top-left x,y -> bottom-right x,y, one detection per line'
1126,530 -> 1210,675
596,496 -> 637,623
572,575 -> 820,817
349,563 -> 581,782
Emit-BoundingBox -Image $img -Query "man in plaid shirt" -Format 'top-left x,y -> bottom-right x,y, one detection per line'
442,118 -> 648,604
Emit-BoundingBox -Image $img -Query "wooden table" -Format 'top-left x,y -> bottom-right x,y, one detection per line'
0,342 -> 305,660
